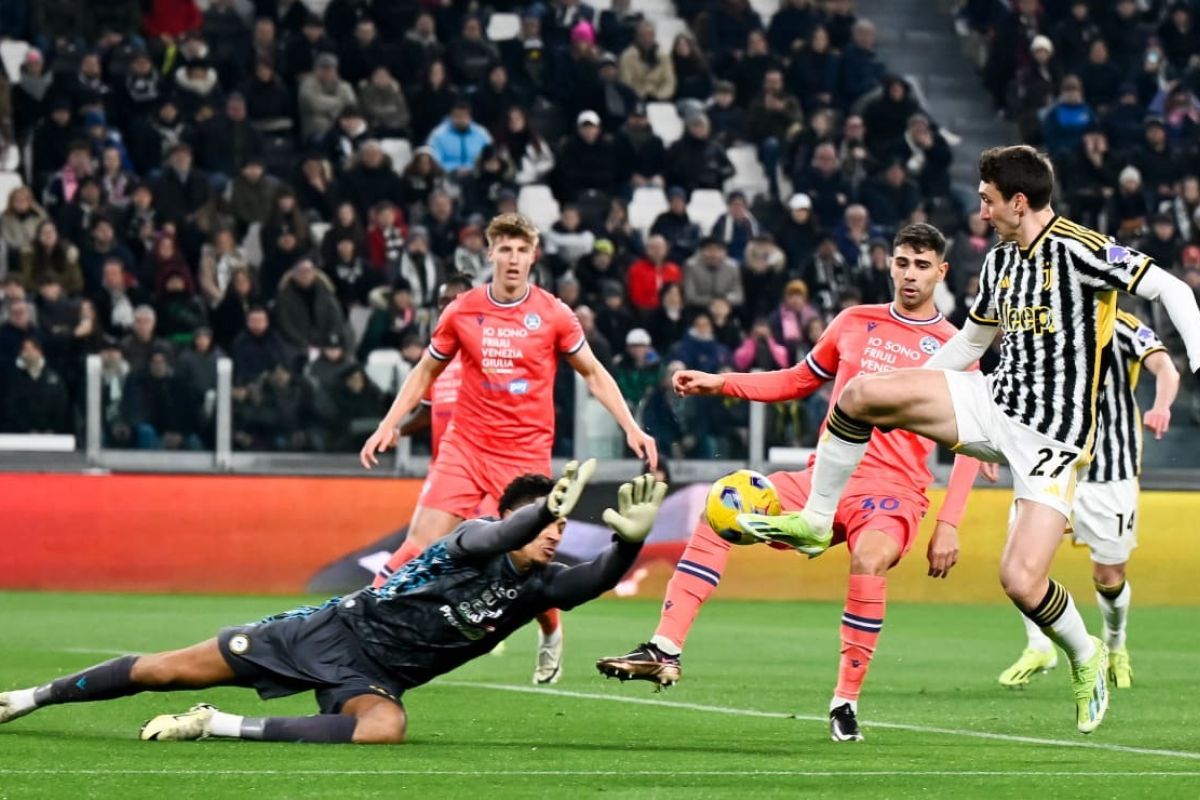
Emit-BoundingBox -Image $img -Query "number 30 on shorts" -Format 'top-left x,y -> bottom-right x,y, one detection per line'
860,496 -> 901,519
1028,448 -> 1076,478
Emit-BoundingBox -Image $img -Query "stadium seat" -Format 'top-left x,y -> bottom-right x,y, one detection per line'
310,222 -> 331,246
653,17 -> 690,51
517,184 -> 561,233
582,397 -> 624,458
365,349 -> 410,394
646,102 -> 683,146
487,13 -> 521,41
380,138 -> 413,174
749,0 -> 777,22
723,144 -> 770,201
0,172 -> 24,214
242,222 -> 263,268
348,305 -> 372,348
686,189 -> 727,233
0,40 -> 29,83
640,0 -> 676,19
628,186 -> 669,236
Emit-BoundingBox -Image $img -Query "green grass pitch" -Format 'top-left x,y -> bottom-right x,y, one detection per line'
1,591 -> 1198,799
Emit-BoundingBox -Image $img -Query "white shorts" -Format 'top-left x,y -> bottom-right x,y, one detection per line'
942,370 -> 1083,519
1071,478 -> 1139,565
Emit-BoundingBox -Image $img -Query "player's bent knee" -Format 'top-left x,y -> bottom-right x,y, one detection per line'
998,566 -> 1042,607
849,549 -> 891,576
352,714 -> 407,745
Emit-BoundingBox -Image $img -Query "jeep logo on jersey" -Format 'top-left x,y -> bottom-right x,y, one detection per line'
920,336 -> 941,355
524,312 -> 542,330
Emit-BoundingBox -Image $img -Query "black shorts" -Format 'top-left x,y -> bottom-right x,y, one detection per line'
217,606 -> 405,714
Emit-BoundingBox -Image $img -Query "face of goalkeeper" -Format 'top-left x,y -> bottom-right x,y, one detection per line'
510,506 -> 566,569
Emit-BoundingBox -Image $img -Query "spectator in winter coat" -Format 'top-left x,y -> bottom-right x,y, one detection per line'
710,191 -> 760,262
426,100 -> 493,176
614,327 -> 663,405
733,318 -> 789,371
273,258 -> 352,350
626,235 -> 682,315
651,187 -> 702,264
341,141 -> 406,218
618,21 -> 676,100
357,67 -> 410,136
230,305 -> 291,385
768,279 -> 820,364
2,337 -> 70,433
664,113 -> 735,193
683,237 -> 743,311
298,53 -> 358,139
553,110 -> 620,201
671,312 -> 729,372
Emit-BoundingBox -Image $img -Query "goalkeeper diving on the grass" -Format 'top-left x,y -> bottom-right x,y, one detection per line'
0,460 -> 667,744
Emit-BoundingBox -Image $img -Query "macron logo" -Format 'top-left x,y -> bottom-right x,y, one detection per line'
866,322 -> 878,332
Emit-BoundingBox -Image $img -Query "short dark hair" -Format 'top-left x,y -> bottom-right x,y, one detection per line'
893,222 -> 947,259
978,145 -> 1054,209
498,473 -> 555,514
441,271 -> 473,293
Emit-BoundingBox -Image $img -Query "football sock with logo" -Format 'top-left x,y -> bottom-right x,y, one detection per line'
805,404 -> 872,530
834,574 -> 886,705
537,608 -> 561,636
222,714 -> 358,743
31,656 -> 139,706
371,538 -> 426,588
653,522 -> 731,653
1094,578 -> 1131,651
1021,610 -> 1055,652
1019,579 -> 1095,665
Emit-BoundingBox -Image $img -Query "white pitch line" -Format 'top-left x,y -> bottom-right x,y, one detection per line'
437,680 -> 1200,762
1,770 -> 1198,778
59,647 -> 139,656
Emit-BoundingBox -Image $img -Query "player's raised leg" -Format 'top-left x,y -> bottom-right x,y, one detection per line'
595,520 -> 730,687
1001,500 -> 1108,732
1094,561 -> 1132,688
741,369 -> 961,546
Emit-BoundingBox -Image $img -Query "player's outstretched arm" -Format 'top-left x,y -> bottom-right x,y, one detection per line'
567,344 -> 659,469
1133,266 -> 1200,382
924,320 -> 998,372
454,460 -> 597,556
705,361 -> 828,403
360,353 -> 449,468
1143,349 -> 1180,439
542,473 -> 668,610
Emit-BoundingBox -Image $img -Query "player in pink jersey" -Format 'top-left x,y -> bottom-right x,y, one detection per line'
596,224 -> 989,741
398,274 -> 473,460
362,213 -> 658,684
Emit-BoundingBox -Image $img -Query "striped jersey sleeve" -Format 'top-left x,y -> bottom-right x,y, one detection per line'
1051,218 -> 1154,294
1113,310 -> 1167,362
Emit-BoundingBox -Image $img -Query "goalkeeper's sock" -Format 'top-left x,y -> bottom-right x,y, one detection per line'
1021,610 -> 1055,652
834,574 -> 886,703
214,713 -> 357,743
805,404 -> 872,530
33,656 -> 139,705
537,608 -> 561,636
371,538 -> 425,588
653,521 -> 731,652
1094,578 -> 1131,651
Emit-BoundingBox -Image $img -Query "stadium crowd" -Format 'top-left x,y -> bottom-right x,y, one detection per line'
0,0 -> 1192,457
961,0 -> 1200,377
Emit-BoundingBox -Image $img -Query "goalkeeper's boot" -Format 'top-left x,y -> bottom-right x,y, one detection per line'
735,511 -> 832,557
998,647 -> 1058,688
829,703 -> 864,742
596,642 -> 681,688
140,703 -> 218,741
533,628 -> 563,685
0,690 -> 38,724
1108,647 -> 1133,689
1071,637 -> 1109,734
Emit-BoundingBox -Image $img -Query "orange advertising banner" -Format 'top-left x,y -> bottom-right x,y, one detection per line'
0,473 -> 420,593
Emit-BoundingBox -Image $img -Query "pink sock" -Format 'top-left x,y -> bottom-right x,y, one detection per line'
371,537 -> 425,588
653,522 -> 731,651
835,574 -> 887,702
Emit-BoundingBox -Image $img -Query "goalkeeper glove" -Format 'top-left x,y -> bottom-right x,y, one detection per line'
602,473 -> 668,543
547,458 -> 596,519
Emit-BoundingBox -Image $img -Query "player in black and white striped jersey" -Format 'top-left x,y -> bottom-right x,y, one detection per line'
999,312 -> 1179,691
743,145 -> 1200,734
